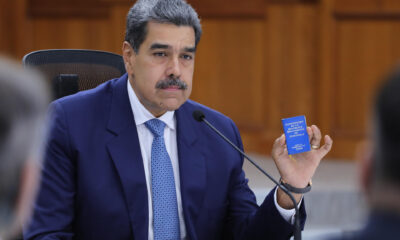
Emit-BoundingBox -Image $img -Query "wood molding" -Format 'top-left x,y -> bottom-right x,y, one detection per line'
334,11 -> 400,20
266,0 -> 319,4
189,0 -> 265,18
86,0 -> 266,18
28,0 -> 110,18
334,0 -> 400,19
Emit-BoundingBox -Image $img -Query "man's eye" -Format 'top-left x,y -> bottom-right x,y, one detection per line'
153,52 -> 167,57
181,54 -> 193,60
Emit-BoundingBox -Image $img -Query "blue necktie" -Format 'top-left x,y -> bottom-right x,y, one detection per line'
145,119 -> 180,240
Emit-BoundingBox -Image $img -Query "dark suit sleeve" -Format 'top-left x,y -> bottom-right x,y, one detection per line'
224,120 -> 306,240
24,102 -> 75,240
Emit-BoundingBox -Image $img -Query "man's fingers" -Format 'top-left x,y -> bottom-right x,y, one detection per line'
272,134 -> 286,157
280,134 -> 286,145
310,125 -> 322,149
273,134 -> 285,146
307,126 -> 312,142
318,135 -> 333,157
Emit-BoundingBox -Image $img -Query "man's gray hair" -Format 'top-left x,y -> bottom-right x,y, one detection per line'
0,57 -> 49,233
125,0 -> 202,53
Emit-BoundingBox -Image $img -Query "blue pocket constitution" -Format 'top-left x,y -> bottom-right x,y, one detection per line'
282,115 -> 311,155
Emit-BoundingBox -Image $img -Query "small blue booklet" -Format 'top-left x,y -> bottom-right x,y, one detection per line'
281,115 -> 311,155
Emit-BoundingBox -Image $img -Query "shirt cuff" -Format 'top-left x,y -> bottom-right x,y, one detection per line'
273,187 -> 303,224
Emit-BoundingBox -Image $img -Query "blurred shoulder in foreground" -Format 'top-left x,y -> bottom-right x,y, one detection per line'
0,56 -> 50,239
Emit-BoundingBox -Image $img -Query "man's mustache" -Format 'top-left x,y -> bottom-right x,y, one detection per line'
155,77 -> 188,90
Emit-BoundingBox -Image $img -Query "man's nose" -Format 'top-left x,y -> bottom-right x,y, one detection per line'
166,56 -> 181,77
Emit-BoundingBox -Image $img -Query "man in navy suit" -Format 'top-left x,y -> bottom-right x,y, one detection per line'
329,68 -> 400,240
25,0 -> 333,239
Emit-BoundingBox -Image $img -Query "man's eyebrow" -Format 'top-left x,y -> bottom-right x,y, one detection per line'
149,43 -> 196,52
184,47 -> 196,53
150,43 -> 170,50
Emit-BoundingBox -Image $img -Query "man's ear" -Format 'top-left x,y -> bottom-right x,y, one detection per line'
122,41 -> 136,73
357,140 -> 374,194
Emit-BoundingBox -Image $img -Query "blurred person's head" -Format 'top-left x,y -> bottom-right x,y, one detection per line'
122,0 -> 202,117
0,56 -> 49,239
360,66 -> 400,213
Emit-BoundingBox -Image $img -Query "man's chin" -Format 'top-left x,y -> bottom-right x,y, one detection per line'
163,104 -> 184,112
161,99 -> 186,112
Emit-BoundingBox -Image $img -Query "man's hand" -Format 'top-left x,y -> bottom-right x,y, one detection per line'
272,125 -> 333,209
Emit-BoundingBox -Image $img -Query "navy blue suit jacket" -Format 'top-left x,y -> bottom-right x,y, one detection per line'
25,74 -> 305,240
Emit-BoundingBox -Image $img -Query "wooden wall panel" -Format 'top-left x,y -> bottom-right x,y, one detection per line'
28,0 -> 110,18
0,0 -> 31,58
191,20 -> 265,131
235,3 -> 320,155
108,5 -> 131,52
0,0 -> 9,54
328,16 -> 400,157
3,0 -> 400,159
335,21 -> 400,136
189,0 -> 265,17
313,0 -> 400,158
30,19 -> 114,52
266,4 -> 319,131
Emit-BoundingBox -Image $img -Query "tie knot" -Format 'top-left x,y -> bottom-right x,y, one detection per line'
145,119 -> 166,137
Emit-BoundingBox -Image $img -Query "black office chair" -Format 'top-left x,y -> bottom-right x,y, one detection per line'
23,49 -> 126,99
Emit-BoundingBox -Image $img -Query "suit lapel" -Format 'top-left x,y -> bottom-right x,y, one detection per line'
106,74 -> 148,240
176,104 -> 207,240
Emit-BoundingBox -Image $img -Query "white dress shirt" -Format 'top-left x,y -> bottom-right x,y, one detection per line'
127,80 -> 298,239
127,80 -> 186,239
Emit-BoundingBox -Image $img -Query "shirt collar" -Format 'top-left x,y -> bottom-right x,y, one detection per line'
127,79 -> 175,130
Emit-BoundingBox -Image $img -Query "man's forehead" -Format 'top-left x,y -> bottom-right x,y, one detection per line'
146,21 -> 194,32
144,22 -> 195,44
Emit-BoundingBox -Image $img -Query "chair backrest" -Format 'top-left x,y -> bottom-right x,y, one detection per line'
23,49 -> 126,99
